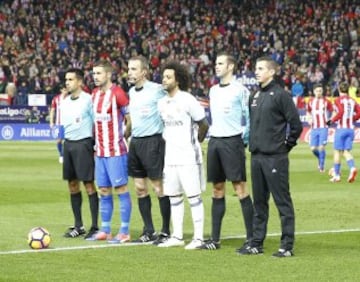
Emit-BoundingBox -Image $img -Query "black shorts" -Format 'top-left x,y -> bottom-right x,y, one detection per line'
63,138 -> 95,182
128,134 -> 165,179
207,135 -> 246,183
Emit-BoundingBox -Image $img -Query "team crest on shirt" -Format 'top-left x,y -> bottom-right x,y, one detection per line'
159,100 -> 183,126
251,91 -> 260,107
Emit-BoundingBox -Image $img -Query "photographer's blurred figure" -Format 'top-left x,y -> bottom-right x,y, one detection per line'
50,84 -> 68,163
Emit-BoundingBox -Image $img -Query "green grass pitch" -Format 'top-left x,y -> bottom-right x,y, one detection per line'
0,141 -> 359,281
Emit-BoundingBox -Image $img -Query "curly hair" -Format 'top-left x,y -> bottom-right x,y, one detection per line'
161,60 -> 191,91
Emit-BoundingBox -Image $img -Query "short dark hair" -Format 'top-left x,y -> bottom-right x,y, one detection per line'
339,82 -> 349,93
129,55 -> 149,72
66,68 -> 84,81
93,59 -> 113,73
161,60 -> 191,91
217,51 -> 236,70
256,56 -> 278,71
312,83 -> 323,90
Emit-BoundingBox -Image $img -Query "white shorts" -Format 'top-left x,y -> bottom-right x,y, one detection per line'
163,164 -> 206,197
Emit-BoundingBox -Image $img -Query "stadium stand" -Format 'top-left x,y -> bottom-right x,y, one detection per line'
0,0 -> 359,105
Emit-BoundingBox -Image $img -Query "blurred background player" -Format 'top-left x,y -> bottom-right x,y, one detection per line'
157,61 -> 209,249
49,84 -> 68,164
327,82 -> 360,183
89,60 -> 132,243
306,83 -> 333,172
126,55 -> 171,244
61,68 -> 99,239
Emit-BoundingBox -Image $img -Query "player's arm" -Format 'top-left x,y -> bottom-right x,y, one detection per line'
305,100 -> 313,125
353,102 -> 360,122
124,114 -> 132,140
115,87 -> 131,139
241,87 -> 250,145
280,89 -> 303,149
49,106 -> 55,128
328,98 -> 343,124
196,117 -> 209,143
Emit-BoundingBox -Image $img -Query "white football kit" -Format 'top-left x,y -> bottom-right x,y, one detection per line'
158,90 -> 206,197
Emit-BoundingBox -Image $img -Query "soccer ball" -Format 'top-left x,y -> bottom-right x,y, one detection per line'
27,227 -> 51,249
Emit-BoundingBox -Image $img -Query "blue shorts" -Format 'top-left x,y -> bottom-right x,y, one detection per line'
95,155 -> 128,188
333,128 -> 354,151
310,128 -> 328,147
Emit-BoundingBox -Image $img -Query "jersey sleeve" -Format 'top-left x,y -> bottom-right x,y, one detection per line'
306,98 -> 312,112
50,95 -> 57,109
188,94 -> 205,122
353,101 -> 360,121
242,87 -> 250,144
331,97 -> 344,123
279,88 -> 303,147
115,87 -> 129,107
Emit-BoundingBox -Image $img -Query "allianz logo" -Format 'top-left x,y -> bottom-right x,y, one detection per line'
1,125 -> 14,140
20,127 -> 51,137
1,125 -> 53,139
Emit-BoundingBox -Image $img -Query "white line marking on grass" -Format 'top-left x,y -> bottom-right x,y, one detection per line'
222,228 -> 360,240
0,241 -> 150,255
1,228 -> 360,255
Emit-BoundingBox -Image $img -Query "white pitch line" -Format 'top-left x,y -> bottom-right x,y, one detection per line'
1,228 -> 360,255
0,241 -> 151,255
222,228 -> 360,240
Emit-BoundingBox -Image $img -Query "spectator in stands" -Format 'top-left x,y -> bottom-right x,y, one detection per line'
0,0 -> 359,107
349,76 -> 359,98
291,77 -> 304,108
14,80 -> 29,105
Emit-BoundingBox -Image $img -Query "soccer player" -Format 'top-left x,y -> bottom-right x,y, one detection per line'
157,61 -> 209,249
61,68 -> 99,239
199,52 -> 254,251
306,83 -> 333,172
49,84 -> 68,164
240,56 -> 302,257
327,82 -> 360,183
89,59 -> 132,243
125,55 -> 171,244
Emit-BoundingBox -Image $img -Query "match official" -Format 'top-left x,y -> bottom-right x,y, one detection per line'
239,56 -> 302,257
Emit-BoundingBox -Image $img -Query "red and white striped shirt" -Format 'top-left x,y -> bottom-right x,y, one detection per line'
50,93 -> 66,125
306,97 -> 333,128
331,96 -> 360,129
92,84 -> 129,157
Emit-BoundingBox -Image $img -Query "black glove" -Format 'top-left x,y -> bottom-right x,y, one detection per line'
284,139 -> 295,152
326,120 -> 332,126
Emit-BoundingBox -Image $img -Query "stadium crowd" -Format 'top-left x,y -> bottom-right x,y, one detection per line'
0,0 -> 359,105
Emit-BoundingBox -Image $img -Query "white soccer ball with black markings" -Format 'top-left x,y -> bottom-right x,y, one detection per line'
27,227 -> 51,249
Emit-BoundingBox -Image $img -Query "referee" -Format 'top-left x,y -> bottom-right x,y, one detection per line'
125,56 -> 171,245
239,56 -> 303,257
200,52 -> 254,251
61,68 -> 99,239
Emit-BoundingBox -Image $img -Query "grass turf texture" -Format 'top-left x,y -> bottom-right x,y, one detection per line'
0,141 -> 359,281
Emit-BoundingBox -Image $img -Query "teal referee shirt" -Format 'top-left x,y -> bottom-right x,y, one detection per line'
60,91 -> 94,141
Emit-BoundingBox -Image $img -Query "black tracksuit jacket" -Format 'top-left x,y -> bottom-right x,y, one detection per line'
249,80 -> 303,154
